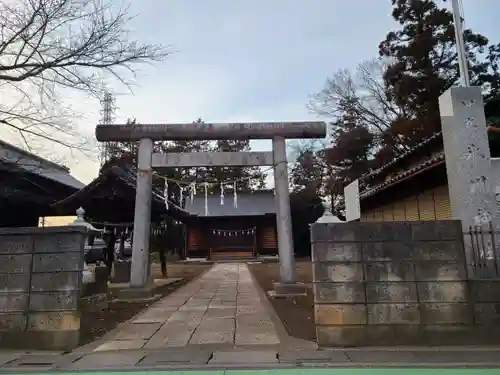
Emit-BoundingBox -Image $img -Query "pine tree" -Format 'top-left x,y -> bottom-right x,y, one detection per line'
100,118 -> 139,172
207,139 -> 266,193
290,149 -> 323,195
379,0 -> 500,144
155,119 -> 212,206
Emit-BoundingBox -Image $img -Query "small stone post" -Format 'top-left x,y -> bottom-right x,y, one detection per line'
129,138 -> 154,292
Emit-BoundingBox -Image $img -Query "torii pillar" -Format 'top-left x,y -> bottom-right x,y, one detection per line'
95,121 -> 327,298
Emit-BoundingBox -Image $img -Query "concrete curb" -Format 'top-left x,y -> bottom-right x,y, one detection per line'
2,362 -> 500,372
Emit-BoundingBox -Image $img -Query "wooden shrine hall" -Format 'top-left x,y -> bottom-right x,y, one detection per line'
0,139 -> 85,227
53,164 -> 189,223
184,190 -> 277,260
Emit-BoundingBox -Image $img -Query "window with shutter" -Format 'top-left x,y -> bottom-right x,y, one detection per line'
393,201 -> 406,221
382,205 -> 394,221
418,191 -> 437,221
362,211 -> 374,221
404,197 -> 419,221
433,185 -> 452,220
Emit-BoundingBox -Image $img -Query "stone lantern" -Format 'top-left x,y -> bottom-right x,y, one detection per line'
315,203 -> 344,224
68,207 -> 102,284
69,207 -> 101,231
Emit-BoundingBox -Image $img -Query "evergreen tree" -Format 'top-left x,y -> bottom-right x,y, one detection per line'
156,119 -> 212,206
100,118 -> 139,172
207,139 -> 265,193
290,149 -> 323,195
379,0 -> 500,144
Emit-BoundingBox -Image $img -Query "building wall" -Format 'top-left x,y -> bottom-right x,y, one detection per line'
361,184 -> 452,222
186,215 -> 278,258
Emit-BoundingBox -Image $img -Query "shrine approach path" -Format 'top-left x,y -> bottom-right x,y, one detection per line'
93,263 -> 285,351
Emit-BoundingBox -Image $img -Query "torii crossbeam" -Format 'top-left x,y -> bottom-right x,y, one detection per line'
96,121 -> 327,297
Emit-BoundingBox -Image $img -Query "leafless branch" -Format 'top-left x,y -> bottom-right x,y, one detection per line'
309,58 -> 411,135
0,0 -> 171,154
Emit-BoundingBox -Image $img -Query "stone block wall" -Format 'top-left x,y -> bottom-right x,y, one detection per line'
0,227 -> 87,350
311,220 -> 500,346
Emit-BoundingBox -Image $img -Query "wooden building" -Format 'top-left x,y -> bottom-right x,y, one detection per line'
0,140 -> 85,227
184,191 -> 277,260
356,126 -> 500,222
53,164 -> 189,224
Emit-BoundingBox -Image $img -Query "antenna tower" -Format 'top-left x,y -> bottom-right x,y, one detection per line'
99,92 -> 117,166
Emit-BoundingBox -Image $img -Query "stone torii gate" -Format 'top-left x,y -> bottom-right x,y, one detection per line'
95,122 -> 326,297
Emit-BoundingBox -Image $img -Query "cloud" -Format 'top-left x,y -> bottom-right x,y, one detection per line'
4,0 -> 499,188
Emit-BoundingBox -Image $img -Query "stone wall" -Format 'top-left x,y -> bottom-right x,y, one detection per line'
0,226 -> 87,350
311,220 -> 500,347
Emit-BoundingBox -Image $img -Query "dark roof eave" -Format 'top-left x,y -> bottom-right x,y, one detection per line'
360,153 -> 445,201
51,165 -> 192,219
360,132 -> 443,181
362,125 -> 500,182
52,171 -> 110,209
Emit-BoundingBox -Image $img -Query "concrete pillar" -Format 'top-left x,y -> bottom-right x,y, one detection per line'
439,86 -> 499,227
130,138 -> 154,289
272,136 -> 297,284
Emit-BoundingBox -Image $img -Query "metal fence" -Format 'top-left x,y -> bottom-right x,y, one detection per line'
464,221 -> 500,278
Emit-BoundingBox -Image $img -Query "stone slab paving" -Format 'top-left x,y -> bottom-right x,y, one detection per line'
93,263 -> 280,351
4,348 -> 500,371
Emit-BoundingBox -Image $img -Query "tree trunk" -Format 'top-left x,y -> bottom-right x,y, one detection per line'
105,230 -> 116,276
119,230 -> 126,259
159,247 -> 167,278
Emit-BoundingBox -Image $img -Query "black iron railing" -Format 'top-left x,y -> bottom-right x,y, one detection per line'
464,222 -> 500,278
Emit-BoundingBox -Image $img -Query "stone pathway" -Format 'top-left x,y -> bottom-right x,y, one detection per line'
4,348 -> 500,371
94,263 -> 280,351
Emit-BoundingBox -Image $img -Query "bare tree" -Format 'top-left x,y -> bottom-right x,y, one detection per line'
309,58 -> 411,136
0,0 -> 171,151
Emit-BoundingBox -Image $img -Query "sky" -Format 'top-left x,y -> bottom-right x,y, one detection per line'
4,0 -> 500,185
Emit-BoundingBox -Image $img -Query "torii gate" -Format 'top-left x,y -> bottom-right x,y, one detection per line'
95,122 -> 326,297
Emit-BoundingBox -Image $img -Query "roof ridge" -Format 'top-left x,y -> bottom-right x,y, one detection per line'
360,132 -> 443,181
0,139 -> 70,172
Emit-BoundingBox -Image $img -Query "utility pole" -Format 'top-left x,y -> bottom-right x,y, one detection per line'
451,0 -> 470,87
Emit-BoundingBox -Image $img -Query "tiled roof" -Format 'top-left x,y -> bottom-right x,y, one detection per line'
0,139 -> 84,190
360,132 -> 443,181
357,125 -> 500,200
185,190 -> 276,217
360,151 -> 445,200
53,165 -> 190,218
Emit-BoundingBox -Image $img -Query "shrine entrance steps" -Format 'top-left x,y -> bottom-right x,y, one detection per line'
210,250 -> 254,261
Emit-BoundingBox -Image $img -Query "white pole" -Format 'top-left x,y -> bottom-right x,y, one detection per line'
272,136 -> 297,283
130,138 -> 153,288
451,0 -> 470,87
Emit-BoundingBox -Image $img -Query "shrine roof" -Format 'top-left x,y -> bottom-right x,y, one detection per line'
52,165 -> 190,221
0,139 -> 84,190
359,132 -> 443,183
185,190 -> 276,217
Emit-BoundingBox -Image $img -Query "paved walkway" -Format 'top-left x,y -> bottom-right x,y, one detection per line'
94,263 -> 280,351
3,348 -> 500,371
